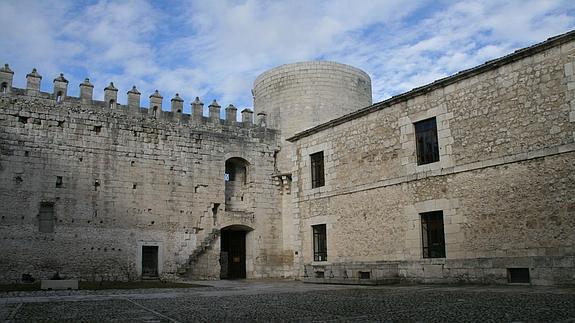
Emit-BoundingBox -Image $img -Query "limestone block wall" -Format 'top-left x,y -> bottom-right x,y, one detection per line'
289,33 -> 575,284
0,84 -> 284,283
253,62 -> 372,277
253,61 -> 372,173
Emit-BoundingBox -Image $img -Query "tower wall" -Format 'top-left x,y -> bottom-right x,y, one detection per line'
253,61 -> 372,173
253,62 -> 372,275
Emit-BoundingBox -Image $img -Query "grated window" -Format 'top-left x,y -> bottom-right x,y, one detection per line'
508,268 -> 530,283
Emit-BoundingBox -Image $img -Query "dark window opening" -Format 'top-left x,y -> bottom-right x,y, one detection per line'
177,109 -> 182,113
421,211 -> 446,258
56,91 -> 63,103
225,158 -> 248,184
211,203 -> 220,217
18,116 -> 28,124
39,202 -> 55,233
57,120 -> 65,128
132,183 -> 137,189
94,180 -> 100,191
359,271 -> 371,279
152,106 -> 158,118
109,99 -> 115,109
310,151 -> 325,188
93,125 -> 102,133
414,117 -> 439,165
1,82 -> 7,94
508,268 -> 530,283
315,271 -> 325,278
55,176 -> 63,188
313,224 -> 327,262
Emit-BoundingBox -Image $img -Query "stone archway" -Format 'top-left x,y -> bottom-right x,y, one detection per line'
220,224 -> 253,279
224,157 -> 250,211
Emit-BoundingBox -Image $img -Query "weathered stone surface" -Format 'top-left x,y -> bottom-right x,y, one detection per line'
289,31 -> 575,285
0,88 -> 286,282
1,30 -> 575,286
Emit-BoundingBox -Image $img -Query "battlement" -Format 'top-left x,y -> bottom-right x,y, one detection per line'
0,65 -> 266,129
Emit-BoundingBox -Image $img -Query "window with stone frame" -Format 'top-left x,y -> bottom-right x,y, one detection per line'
312,224 -> 327,262
414,117 -> 440,165
38,202 -> 55,233
310,151 -> 325,188
421,211 -> 446,258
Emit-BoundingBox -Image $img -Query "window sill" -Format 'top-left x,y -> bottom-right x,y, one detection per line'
311,261 -> 330,266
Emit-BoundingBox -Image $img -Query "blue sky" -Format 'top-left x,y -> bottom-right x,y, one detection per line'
1,0 -> 574,114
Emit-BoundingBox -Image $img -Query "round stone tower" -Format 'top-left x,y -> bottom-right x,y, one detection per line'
253,61 -> 372,173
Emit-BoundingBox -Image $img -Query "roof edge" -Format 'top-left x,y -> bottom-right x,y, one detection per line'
287,29 -> 575,142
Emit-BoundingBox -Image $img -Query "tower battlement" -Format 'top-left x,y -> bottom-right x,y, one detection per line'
0,65 -> 263,129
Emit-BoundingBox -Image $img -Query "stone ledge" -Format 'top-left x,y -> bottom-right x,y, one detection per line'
41,279 -> 79,290
302,277 -> 399,285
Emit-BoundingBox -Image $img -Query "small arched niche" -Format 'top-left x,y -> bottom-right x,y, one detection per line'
225,157 -> 250,211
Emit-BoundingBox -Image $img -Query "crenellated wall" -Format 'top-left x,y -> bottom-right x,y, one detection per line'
2,30 -> 574,286
0,65 -> 258,126
0,68 -> 287,283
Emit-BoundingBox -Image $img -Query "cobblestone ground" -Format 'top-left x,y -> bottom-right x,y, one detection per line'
1,281 -> 574,322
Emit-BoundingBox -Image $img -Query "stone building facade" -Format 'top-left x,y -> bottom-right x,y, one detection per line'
0,30 -> 574,285
288,31 -> 575,285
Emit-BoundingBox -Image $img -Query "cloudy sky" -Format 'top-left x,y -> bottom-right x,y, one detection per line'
1,0 -> 574,113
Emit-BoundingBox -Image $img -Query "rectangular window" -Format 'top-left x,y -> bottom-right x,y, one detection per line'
414,117 -> 440,165
421,211 -> 445,258
310,151 -> 325,188
39,202 -> 55,233
55,176 -> 63,188
312,224 -> 327,262
507,268 -> 530,283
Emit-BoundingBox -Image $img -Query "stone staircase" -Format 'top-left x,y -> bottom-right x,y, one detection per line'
177,228 -> 220,278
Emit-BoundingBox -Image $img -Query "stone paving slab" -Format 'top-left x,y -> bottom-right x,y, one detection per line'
1,281 -> 574,322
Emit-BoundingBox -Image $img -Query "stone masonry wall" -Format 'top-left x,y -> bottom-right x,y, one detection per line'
253,62 -> 373,277
290,35 -> 575,284
0,87 -> 284,283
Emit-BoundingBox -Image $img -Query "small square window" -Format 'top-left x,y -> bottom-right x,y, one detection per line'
359,271 -> 371,279
310,151 -> 325,188
421,211 -> 445,258
312,224 -> 327,261
414,117 -> 439,165
508,268 -> 530,283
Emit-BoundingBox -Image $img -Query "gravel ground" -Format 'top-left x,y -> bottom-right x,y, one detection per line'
1,281 -> 574,322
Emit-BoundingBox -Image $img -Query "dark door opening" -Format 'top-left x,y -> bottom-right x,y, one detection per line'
142,246 -> 159,277
220,229 -> 247,279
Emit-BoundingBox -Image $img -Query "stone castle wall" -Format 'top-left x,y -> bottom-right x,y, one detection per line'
1,30 -> 574,286
0,83 -> 285,283
252,62 -> 373,276
289,34 -> 575,285
253,61 -> 372,173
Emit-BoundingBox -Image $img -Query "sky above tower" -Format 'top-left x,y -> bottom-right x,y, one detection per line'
1,0 -> 574,113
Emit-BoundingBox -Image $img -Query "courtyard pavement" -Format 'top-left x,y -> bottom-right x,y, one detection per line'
1,280 -> 574,322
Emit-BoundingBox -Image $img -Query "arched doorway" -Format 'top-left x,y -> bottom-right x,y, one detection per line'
220,225 -> 253,279
225,157 -> 249,211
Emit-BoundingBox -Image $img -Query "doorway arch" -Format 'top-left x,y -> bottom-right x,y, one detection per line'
224,157 -> 250,211
220,224 -> 253,279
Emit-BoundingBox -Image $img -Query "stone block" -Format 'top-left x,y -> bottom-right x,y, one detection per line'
423,264 -> 444,278
41,280 -> 78,290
